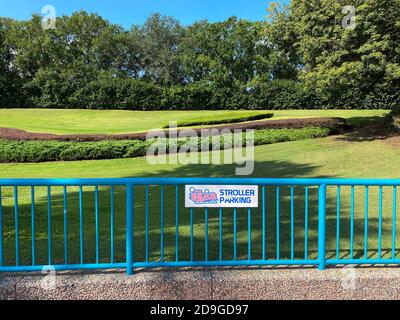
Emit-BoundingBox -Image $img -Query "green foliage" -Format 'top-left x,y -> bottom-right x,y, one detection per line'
253,127 -> 330,145
169,112 -> 274,128
181,17 -> 280,87
1,4 -> 400,110
70,76 -> 163,110
246,79 -> 315,109
0,127 -> 330,163
0,18 -> 23,107
277,0 -> 400,108
132,13 -> 185,86
0,139 -> 151,163
390,108 -> 400,130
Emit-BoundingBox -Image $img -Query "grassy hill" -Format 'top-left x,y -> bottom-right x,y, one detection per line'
0,109 -> 389,134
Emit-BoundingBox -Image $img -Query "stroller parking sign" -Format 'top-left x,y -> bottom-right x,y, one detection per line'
185,185 -> 258,208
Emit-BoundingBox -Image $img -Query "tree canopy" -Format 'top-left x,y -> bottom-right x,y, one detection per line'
0,1 -> 399,109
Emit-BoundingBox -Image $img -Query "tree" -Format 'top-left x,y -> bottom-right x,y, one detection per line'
14,11 -> 146,107
271,0 -> 400,107
0,18 -> 24,106
131,13 -> 185,86
181,17 -> 278,87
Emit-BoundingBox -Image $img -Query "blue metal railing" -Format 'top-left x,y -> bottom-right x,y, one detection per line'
0,178 -> 399,275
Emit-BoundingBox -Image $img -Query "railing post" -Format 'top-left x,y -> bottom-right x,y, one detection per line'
318,184 -> 327,271
126,184 -> 134,275
0,186 -> 2,267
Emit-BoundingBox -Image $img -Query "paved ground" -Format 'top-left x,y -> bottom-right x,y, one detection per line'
1,266 -> 400,300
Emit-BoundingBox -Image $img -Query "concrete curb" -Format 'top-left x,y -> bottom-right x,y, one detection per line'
1,266 -> 399,300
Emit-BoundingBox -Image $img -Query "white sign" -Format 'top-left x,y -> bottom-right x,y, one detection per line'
185,185 -> 258,208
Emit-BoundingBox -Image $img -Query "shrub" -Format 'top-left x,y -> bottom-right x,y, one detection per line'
165,112 -> 274,128
0,127 -> 331,163
4,76 -> 397,110
247,80 -> 309,109
71,78 -> 163,110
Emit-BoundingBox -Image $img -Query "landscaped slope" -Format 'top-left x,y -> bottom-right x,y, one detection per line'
0,135 -> 399,265
0,109 -> 388,134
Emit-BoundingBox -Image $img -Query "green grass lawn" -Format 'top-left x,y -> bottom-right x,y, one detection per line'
1,133 -> 400,266
0,109 -> 389,134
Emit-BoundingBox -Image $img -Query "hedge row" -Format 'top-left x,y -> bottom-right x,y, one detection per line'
0,127 -> 330,163
166,112 -> 274,128
7,78 -> 399,110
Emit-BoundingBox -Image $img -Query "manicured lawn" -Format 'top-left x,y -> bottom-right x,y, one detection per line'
0,109 -> 389,134
0,109 -> 272,134
1,133 -> 400,266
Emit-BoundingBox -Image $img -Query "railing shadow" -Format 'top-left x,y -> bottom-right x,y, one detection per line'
0,159 -> 398,268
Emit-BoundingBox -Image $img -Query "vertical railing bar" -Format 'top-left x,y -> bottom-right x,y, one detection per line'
176,185 -> 179,262
0,187 -> 2,267
233,208 -> 237,261
205,208 -> 208,262
79,186 -> 84,264
145,185 -> 149,263
248,208 -> 251,261
95,185 -> 100,264
14,186 -> 19,266
110,185 -> 115,264
47,186 -> 52,265
290,186 -> 294,261
350,186 -> 355,259
262,186 -> 266,260
190,208 -> 194,262
276,186 -> 280,260
160,185 -> 164,262
378,186 -> 383,259
31,187 -> 36,266
393,186 -> 397,260
63,186 -> 68,265
126,184 -> 134,275
336,186 -> 340,260
219,208 -> 223,261
304,186 -> 309,260
364,186 -> 369,260
318,184 -> 327,270
9,179 -> 400,272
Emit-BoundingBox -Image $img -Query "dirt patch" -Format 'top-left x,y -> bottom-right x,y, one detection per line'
382,135 -> 400,148
0,117 -> 346,142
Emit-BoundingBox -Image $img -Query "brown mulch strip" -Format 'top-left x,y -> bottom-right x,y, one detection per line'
382,135 -> 400,148
0,117 -> 347,142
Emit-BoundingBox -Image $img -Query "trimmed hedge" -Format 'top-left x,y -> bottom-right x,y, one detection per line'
252,127 -> 330,146
5,76 -> 398,110
164,112 -> 274,128
0,127 -> 330,163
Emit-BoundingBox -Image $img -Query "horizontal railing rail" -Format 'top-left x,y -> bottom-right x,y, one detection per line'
0,178 -> 399,275
1,177 -> 400,186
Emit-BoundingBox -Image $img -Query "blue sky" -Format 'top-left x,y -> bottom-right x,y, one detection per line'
0,0 -> 289,28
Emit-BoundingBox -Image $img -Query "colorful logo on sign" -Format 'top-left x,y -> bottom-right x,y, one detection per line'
188,187 -> 218,205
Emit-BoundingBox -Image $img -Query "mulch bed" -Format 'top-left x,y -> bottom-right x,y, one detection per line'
0,117 -> 347,142
382,135 -> 400,148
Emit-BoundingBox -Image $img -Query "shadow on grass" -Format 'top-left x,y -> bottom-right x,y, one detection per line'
337,116 -> 397,143
1,159 -> 398,268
